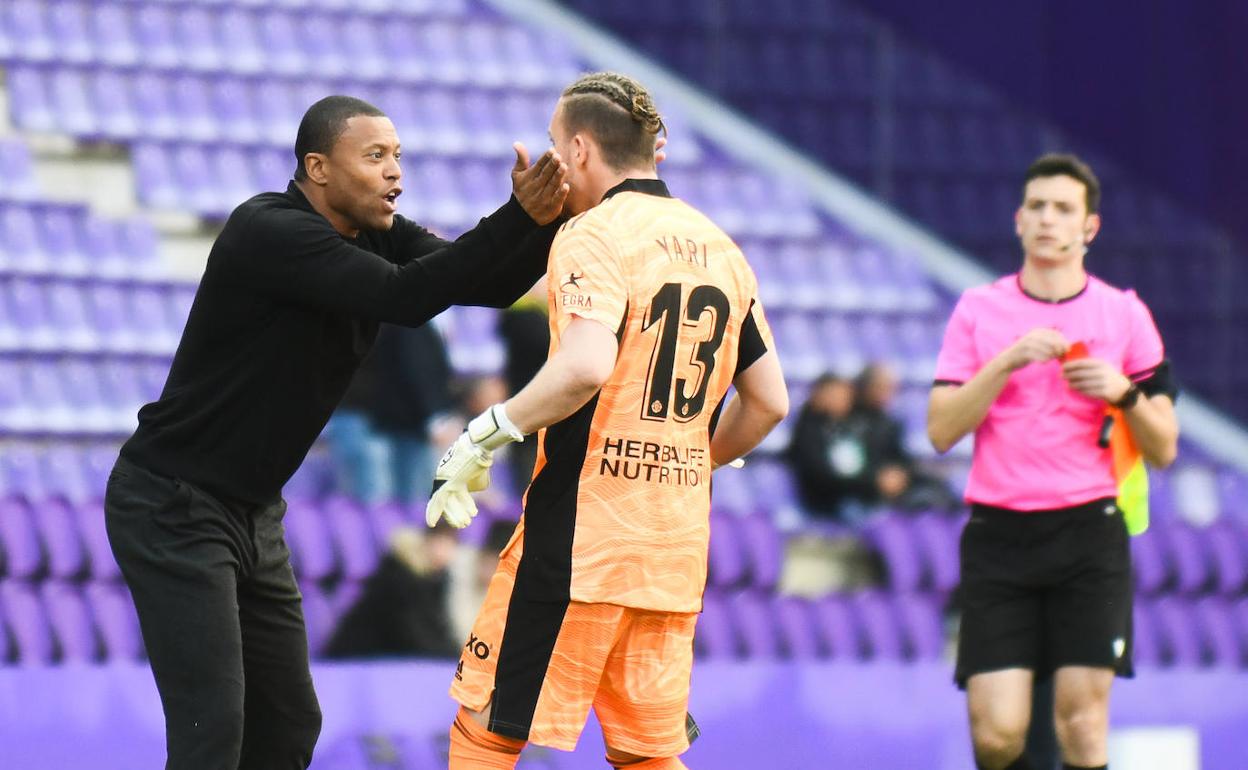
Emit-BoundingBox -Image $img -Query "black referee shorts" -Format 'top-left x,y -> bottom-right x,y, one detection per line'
955,497 -> 1134,689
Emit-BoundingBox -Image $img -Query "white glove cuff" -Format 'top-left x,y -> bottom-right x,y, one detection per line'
467,403 -> 525,451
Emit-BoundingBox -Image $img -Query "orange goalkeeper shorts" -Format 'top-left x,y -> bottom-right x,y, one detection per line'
449,542 -> 698,757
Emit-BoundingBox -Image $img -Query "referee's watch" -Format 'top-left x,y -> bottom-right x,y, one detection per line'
1112,383 -> 1142,410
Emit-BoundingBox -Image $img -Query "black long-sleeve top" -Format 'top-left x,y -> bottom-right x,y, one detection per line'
121,182 -> 558,504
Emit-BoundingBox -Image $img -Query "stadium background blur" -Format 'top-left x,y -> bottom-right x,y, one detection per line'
0,1 -> 1245,768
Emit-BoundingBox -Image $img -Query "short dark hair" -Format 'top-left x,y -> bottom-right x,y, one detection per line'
559,72 -> 665,172
1024,153 -> 1101,214
293,95 -> 386,181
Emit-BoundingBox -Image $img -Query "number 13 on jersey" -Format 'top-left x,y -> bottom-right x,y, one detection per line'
640,282 -> 731,423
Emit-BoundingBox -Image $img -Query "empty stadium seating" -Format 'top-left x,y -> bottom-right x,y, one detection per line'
0,0 -> 1244,675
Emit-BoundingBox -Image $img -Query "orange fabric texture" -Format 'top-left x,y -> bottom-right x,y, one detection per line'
451,543 -> 697,755
448,707 -> 524,770
535,188 -> 775,613
606,748 -> 691,769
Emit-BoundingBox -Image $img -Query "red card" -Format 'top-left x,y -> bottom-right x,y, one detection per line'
1062,341 -> 1089,362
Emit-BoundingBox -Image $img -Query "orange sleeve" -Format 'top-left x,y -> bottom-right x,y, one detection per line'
548,216 -> 629,336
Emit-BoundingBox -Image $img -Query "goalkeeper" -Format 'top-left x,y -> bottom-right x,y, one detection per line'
427,72 -> 788,770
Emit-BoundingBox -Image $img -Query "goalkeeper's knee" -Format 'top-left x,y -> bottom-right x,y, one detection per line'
605,747 -> 689,769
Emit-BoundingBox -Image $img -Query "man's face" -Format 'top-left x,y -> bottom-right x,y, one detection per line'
320,115 -> 403,234
548,101 -> 595,216
1015,175 -> 1099,263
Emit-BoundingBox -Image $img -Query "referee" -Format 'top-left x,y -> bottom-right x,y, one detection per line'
103,95 -> 570,769
928,153 -> 1178,770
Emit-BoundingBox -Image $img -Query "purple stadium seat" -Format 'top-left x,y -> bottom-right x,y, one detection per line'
709,461 -> 755,517
321,496 -> 380,582
1166,523 -> 1212,594
47,1 -> 93,65
49,66 -> 97,137
92,4 -> 139,68
773,596 -> 823,659
2,207 -> 47,275
864,512 -> 924,592
216,8 -> 264,76
813,594 -> 863,660
46,281 -> 93,351
284,501 -> 338,580
694,591 -> 737,659
32,497 -> 86,579
81,444 -> 117,501
39,206 -> 89,276
40,442 -> 93,505
364,501 -> 409,550
0,497 -> 45,578
736,514 -> 783,590
131,4 -> 180,70
894,593 -> 946,660
85,581 -> 143,661
850,590 -> 905,661
2,443 -> 44,501
0,359 -> 26,434
171,74 -> 217,144
75,500 -> 120,581
175,6 -> 223,73
1130,529 -> 1169,596
1,579 -> 55,664
1153,596 -> 1203,667
0,139 -> 40,200
299,580 -> 333,657
1206,520 -> 1248,596
911,512 -> 961,594
259,10 -> 308,77
25,358 -> 72,432
1131,599 -> 1161,668
42,580 -> 99,662
132,143 -> 178,208
728,590 -> 782,659
8,0 -> 54,62
707,514 -> 747,589
91,68 -> 140,139
1217,468 -> 1248,523
1192,597 -> 1243,668
7,67 -> 56,133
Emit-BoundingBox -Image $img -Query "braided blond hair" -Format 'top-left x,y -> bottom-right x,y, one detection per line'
562,72 -> 665,136
559,72 -> 664,171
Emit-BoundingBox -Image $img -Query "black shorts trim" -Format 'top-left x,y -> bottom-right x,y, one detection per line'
487,585 -> 570,740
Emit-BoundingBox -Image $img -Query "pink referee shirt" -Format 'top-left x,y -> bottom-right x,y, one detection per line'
935,273 -> 1165,511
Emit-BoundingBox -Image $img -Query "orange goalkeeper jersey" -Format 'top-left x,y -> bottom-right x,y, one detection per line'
515,178 -> 775,613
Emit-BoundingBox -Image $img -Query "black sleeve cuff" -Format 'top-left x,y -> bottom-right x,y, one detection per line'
734,301 -> 768,376
932,379 -> 963,388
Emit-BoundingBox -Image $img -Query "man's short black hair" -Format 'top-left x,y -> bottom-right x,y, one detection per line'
1024,153 -> 1101,214
293,95 -> 386,181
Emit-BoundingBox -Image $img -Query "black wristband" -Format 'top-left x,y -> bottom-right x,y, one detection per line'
1113,383 -> 1142,410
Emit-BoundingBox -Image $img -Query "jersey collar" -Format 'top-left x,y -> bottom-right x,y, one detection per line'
602,178 -> 671,201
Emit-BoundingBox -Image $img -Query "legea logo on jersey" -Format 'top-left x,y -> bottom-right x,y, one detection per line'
560,271 -> 593,309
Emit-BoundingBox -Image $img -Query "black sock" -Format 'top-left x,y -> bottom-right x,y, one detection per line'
1062,765 -> 1107,770
1001,755 -> 1035,770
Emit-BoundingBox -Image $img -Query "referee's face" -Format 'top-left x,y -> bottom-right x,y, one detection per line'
323,115 -> 404,235
1015,175 -> 1100,264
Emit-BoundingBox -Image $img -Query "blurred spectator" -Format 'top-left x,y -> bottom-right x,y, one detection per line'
449,519 -> 519,645
787,366 -> 956,524
786,373 -> 876,523
497,279 -> 550,495
323,522 -> 461,660
852,363 -> 959,514
326,322 -> 456,505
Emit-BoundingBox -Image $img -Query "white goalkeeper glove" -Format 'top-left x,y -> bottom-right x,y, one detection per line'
426,403 -> 525,528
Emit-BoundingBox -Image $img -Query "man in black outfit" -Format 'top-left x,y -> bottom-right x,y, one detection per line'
103,95 -> 570,769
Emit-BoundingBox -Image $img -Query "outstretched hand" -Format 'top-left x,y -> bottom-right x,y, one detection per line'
511,142 -> 569,225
